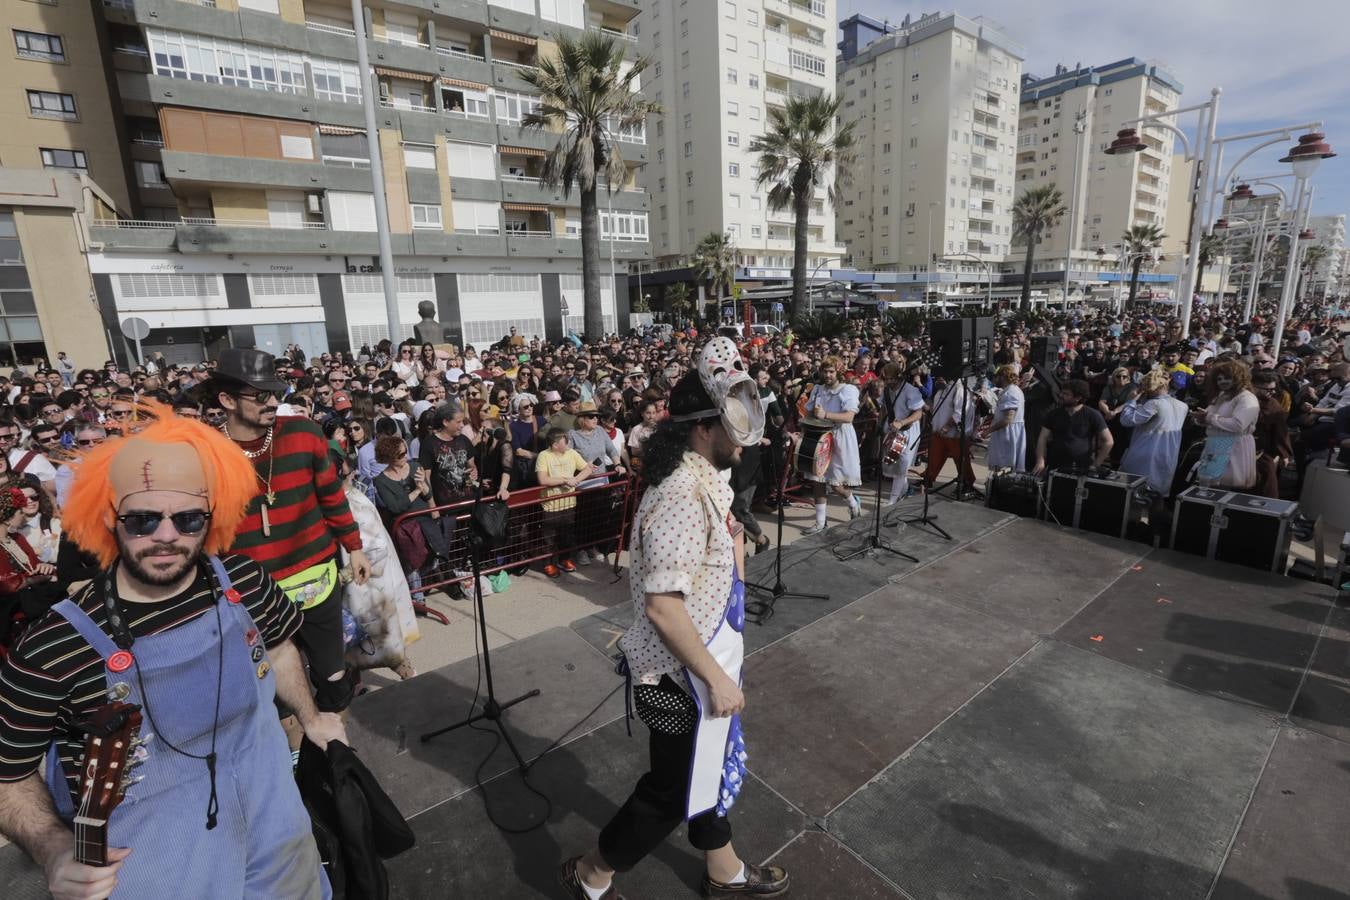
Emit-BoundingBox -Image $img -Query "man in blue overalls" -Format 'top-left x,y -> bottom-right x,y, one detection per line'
559,338 -> 790,899
0,402 -> 342,899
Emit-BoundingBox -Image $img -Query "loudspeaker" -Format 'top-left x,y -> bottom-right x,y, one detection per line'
969,316 -> 994,368
1030,336 -> 1059,370
928,319 -> 967,379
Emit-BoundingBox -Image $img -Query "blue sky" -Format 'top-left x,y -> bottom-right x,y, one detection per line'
839,0 -> 1348,218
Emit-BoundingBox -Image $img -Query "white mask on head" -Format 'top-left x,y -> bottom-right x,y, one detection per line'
673,337 -> 765,447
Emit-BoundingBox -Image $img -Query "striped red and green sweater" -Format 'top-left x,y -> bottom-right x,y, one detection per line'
230,416 -> 362,580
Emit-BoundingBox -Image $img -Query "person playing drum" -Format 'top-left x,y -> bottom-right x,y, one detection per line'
802,356 -> 863,535
885,361 -> 928,505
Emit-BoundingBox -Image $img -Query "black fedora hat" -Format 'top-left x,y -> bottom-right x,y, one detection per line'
210,348 -> 287,392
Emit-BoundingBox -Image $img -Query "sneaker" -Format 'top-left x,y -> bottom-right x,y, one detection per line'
544,564 -> 561,578
577,549 -> 592,566
560,559 -> 577,573
801,523 -> 828,537
701,862 -> 790,898
848,499 -> 862,519
558,857 -> 626,900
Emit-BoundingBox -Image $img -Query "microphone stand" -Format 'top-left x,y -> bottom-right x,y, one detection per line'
834,422 -> 919,563
421,433 -> 540,770
745,431 -> 830,624
887,391 -> 952,541
931,374 -> 984,502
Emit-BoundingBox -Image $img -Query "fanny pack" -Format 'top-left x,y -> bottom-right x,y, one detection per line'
277,558 -> 339,610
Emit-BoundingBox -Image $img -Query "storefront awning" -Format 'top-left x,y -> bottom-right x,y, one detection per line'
499,145 -> 547,158
490,29 -> 537,47
374,66 -> 434,82
440,77 -> 488,91
503,202 -> 548,212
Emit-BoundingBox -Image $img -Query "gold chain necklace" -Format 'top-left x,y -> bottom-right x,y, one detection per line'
221,423 -> 278,535
222,422 -> 273,459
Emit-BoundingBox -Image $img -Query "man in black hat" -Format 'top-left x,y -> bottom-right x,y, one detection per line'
205,348 -> 370,714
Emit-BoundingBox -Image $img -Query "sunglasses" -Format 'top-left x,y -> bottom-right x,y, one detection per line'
36,434 -> 58,443
91,392 -> 109,399
42,408 -> 62,416
117,509 -> 213,537
77,437 -> 103,447
109,409 -> 134,418
0,434 -> 17,443
236,389 -> 284,404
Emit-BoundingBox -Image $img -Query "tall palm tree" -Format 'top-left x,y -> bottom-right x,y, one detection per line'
1298,243 -> 1330,301
520,33 -> 661,341
694,231 -> 737,318
666,282 -> 692,326
751,94 -> 857,321
1122,223 -> 1166,308
1011,186 -> 1067,312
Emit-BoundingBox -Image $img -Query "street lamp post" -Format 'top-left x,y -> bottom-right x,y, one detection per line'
1063,108 -> 1088,312
946,251 -> 992,308
926,200 -> 939,308
1106,89 -> 1334,340
1270,132 -> 1335,356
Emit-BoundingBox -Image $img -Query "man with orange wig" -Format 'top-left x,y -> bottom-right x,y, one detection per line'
0,402 -> 340,899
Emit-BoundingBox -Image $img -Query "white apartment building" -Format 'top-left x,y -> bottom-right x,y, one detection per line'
835,13 -> 1024,279
635,0 -> 844,278
1015,58 -> 1183,282
1306,214 -> 1347,299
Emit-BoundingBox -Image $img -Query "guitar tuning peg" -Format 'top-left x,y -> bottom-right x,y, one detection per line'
121,773 -> 145,790
130,745 -> 150,765
133,732 -> 154,748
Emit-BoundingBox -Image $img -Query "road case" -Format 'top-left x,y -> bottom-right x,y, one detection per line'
1170,486 -> 1298,573
1044,468 -> 1148,539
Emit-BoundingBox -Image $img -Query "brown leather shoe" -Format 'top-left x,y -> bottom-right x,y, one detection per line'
557,856 -> 626,900
701,862 -> 790,897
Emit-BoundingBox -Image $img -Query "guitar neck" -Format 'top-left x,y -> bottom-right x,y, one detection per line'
73,816 -> 109,867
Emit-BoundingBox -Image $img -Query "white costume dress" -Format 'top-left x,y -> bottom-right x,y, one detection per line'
1118,394 -> 1189,494
985,384 -> 1026,472
1201,390 -> 1259,490
806,382 -> 861,487
885,382 -> 925,501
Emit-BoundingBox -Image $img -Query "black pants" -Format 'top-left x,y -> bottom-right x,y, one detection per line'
598,679 -> 733,872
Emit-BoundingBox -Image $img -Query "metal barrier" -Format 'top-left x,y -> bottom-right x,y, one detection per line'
391,476 -> 636,595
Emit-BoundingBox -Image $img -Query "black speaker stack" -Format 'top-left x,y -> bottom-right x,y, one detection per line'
1029,336 -> 1059,371
928,316 -> 994,380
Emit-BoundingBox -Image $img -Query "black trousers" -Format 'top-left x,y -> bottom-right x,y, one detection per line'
597,691 -> 734,871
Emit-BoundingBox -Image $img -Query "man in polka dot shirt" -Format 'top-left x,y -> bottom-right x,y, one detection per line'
558,366 -> 790,900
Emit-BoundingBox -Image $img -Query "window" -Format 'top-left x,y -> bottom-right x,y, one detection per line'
727,132 -> 739,147
682,81 -> 690,99
492,90 -> 541,125
26,90 -> 75,120
402,143 -> 436,169
238,0 -> 280,13
748,105 -> 760,120
748,73 -> 759,88
747,10 -> 758,24
680,19 -> 688,37
789,49 -> 825,76
686,171 -> 693,186
600,211 -> 647,240
410,203 -> 442,229
727,100 -> 738,116
724,1 -> 736,17
882,142 -> 891,153
683,141 -> 693,158
442,85 -> 489,118
747,41 -> 759,59
311,59 -> 362,103
727,224 -> 739,239
726,67 -> 737,84
147,30 -> 305,94
750,224 -> 761,238
681,50 -> 689,68
728,162 -> 740,177
14,31 -> 64,62
451,200 -> 500,234
446,141 -> 495,179
751,196 -> 761,210
40,148 -> 87,172
136,160 -> 166,187
725,35 -> 737,52
683,112 -> 692,129
729,194 -> 741,209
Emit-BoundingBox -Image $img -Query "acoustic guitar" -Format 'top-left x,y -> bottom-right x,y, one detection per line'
72,702 -> 147,866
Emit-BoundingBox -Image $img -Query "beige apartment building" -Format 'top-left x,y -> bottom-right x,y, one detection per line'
3,0 -> 135,215
1014,58 -> 1182,293
835,12 -> 1023,289
635,0 -> 844,282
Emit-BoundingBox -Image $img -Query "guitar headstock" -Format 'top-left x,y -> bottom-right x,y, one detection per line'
73,701 -> 146,866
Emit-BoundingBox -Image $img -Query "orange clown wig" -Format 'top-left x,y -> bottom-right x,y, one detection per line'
64,400 -> 260,567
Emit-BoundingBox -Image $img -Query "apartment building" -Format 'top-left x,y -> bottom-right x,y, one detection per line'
635,0 -> 843,284
835,13 -> 1023,292
85,0 -> 648,362
1306,214 -> 1346,299
1015,58 -> 1183,285
3,0 -> 136,215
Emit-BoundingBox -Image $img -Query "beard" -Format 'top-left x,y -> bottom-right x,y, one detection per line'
711,440 -> 743,471
116,532 -> 202,586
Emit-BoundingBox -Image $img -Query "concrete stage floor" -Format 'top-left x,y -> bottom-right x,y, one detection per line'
3,494 -> 1346,899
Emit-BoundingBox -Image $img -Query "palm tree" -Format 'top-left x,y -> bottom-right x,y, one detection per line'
520,32 -> 661,341
1011,186 -> 1067,312
1194,232 -> 1224,300
694,231 -> 737,318
751,94 -> 857,321
666,282 -> 692,327
1122,223 -> 1166,308
1298,243 -> 1330,301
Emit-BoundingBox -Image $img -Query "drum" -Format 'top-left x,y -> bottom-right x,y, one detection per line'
796,418 -> 834,480
883,432 -> 908,465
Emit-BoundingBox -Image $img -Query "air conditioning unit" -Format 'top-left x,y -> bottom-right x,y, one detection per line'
307,194 -> 323,214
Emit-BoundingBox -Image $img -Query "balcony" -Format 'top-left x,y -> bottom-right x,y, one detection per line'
379,98 -> 436,114
588,25 -> 636,44
305,20 -> 356,37
436,46 -> 486,63
322,154 -> 371,169
375,31 -> 430,51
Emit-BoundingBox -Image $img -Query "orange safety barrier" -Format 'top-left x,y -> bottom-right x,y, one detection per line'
391,476 -> 636,596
